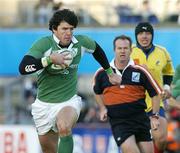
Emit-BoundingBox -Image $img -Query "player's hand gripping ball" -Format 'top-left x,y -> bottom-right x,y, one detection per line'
55,50 -> 73,69
46,49 -> 73,74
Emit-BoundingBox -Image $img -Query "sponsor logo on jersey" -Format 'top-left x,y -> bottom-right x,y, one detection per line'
156,60 -> 160,66
54,48 -> 78,58
71,48 -> 78,57
25,64 -> 36,72
132,72 -> 140,82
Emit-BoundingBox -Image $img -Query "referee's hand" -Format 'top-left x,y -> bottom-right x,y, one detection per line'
150,117 -> 160,130
108,72 -> 122,85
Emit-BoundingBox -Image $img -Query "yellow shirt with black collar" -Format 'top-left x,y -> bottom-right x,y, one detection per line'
131,44 -> 175,112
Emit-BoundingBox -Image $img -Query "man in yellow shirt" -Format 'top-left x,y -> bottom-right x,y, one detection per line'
131,22 -> 174,153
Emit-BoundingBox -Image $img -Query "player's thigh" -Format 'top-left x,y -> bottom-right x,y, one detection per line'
38,130 -> 58,153
56,106 -> 78,131
138,141 -> 154,153
151,116 -> 168,141
121,135 -> 140,153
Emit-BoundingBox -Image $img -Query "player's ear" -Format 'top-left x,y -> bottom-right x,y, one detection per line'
52,25 -> 57,32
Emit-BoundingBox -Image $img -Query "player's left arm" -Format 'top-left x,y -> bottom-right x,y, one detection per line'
139,66 -> 162,130
150,95 -> 161,130
93,42 -> 121,85
80,35 -> 121,85
142,71 -> 161,130
162,49 -> 175,99
163,75 -> 173,99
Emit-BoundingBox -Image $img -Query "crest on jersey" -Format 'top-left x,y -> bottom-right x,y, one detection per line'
132,72 -> 140,82
54,48 -> 78,58
156,60 -> 160,66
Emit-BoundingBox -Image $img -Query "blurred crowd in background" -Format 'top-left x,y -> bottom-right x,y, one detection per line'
0,0 -> 180,27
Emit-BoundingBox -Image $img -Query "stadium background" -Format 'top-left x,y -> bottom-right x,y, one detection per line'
0,0 -> 180,153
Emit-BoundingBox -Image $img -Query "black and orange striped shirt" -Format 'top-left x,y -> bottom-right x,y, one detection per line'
93,59 -> 162,118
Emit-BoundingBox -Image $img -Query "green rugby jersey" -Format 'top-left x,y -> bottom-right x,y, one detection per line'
27,35 -> 96,103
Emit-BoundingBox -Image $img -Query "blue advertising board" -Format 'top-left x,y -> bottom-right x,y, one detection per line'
0,28 -> 179,76
73,124 -> 120,153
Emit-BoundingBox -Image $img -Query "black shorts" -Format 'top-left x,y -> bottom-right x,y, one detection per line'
109,112 -> 152,146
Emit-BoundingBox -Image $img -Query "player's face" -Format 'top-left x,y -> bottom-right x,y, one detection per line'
137,31 -> 152,48
114,39 -> 131,63
53,21 -> 74,46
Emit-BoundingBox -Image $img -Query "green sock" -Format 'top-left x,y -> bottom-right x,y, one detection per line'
58,135 -> 73,153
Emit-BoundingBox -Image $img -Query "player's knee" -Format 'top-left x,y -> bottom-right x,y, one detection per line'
58,122 -> 72,136
59,128 -> 71,137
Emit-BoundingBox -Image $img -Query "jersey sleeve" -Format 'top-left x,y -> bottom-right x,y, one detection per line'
27,37 -> 51,58
139,65 -> 163,97
76,35 -> 96,53
162,48 -> 175,76
93,68 -> 105,94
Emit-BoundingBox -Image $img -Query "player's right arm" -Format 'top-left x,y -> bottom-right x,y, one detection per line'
150,95 -> 161,130
135,65 -> 162,130
19,53 -> 71,75
19,55 -> 44,75
19,37 -> 71,75
162,47 -> 175,99
19,37 -> 51,75
94,94 -> 107,121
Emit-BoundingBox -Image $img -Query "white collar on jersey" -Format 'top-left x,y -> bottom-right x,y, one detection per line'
110,58 -> 134,76
53,34 -> 78,45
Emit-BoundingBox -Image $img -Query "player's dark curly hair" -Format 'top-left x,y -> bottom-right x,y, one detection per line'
49,9 -> 78,31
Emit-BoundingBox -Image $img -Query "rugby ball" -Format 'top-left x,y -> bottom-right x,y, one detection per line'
54,50 -> 73,69
45,50 -> 73,74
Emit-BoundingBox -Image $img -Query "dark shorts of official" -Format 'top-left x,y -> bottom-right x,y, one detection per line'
109,112 -> 152,146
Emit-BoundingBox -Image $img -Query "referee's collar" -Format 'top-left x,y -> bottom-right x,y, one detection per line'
53,34 -> 78,45
110,59 -> 134,75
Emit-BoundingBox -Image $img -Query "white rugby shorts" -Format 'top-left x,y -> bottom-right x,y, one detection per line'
31,95 -> 83,135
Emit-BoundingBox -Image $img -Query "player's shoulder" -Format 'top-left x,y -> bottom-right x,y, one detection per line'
93,68 -> 107,82
35,35 -> 52,44
94,67 -> 105,77
132,44 -> 138,49
131,64 -> 150,75
74,35 -> 96,49
131,44 -> 141,53
30,35 -> 52,51
131,64 -> 143,70
74,35 -> 93,41
154,44 -> 168,52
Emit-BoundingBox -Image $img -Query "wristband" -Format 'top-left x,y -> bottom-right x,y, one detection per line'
105,67 -> 113,75
163,84 -> 170,91
151,112 -> 159,119
41,56 -> 52,67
